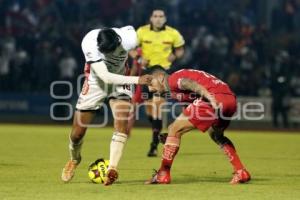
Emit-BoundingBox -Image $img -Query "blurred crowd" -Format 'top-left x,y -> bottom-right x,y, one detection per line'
0,0 -> 299,98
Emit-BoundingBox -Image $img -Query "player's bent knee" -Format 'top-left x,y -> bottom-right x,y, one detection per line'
168,123 -> 182,137
167,124 -> 175,136
73,124 -> 87,134
114,120 -> 128,133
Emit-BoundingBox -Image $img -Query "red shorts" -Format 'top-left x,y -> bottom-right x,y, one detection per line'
183,93 -> 237,132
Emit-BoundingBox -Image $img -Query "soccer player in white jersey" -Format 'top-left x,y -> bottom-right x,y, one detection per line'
61,26 -> 152,186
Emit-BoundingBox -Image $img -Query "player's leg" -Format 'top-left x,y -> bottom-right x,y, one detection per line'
62,80 -> 105,183
160,113 -> 194,170
69,111 -> 96,162
208,126 -> 242,171
126,103 -> 136,135
207,126 -> 251,184
62,110 -> 96,182
145,95 -> 164,157
209,94 -> 250,184
104,98 -> 132,186
146,113 -> 194,184
147,99 -> 217,184
126,85 -> 143,135
141,68 -> 161,157
145,99 -> 159,156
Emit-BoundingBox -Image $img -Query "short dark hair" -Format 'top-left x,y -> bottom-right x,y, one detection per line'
150,65 -> 166,73
151,8 -> 166,16
97,28 -> 121,54
143,65 -> 166,75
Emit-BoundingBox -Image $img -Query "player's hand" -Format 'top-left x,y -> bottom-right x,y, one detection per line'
138,75 -> 153,85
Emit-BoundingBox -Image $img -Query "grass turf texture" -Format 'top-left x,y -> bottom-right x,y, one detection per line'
0,124 -> 299,200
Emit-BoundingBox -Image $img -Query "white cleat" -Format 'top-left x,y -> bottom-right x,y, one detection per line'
61,160 -> 78,183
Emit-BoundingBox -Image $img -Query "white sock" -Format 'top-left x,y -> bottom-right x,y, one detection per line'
69,136 -> 83,164
109,132 -> 128,170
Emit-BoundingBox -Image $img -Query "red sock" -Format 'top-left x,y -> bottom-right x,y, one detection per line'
160,137 -> 180,171
222,144 -> 244,171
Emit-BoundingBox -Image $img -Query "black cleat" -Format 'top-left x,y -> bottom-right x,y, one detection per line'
147,139 -> 159,157
147,142 -> 158,157
147,148 -> 158,157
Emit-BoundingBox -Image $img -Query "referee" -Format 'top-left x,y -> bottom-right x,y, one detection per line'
132,9 -> 185,157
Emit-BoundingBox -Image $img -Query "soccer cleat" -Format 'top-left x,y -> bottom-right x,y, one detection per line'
104,168 -> 118,186
145,169 -> 171,184
147,142 -> 158,157
230,169 -> 251,184
147,148 -> 158,157
61,160 -> 79,182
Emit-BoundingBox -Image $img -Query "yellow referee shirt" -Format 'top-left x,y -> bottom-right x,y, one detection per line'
137,25 -> 185,69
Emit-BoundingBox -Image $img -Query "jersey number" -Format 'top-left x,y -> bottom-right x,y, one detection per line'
123,84 -> 131,91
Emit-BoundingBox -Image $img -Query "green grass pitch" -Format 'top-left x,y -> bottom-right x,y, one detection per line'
0,124 -> 300,200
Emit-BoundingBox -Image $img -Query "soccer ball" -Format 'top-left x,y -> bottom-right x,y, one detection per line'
88,158 -> 109,183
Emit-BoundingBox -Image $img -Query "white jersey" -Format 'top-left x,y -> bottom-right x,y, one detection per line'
81,26 -> 137,85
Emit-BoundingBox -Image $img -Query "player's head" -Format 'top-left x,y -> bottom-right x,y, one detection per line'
150,9 -> 166,30
97,28 -> 121,54
148,65 -> 167,93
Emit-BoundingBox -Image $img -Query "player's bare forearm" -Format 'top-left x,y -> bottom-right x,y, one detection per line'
169,46 -> 184,63
180,78 -> 218,109
174,46 -> 184,59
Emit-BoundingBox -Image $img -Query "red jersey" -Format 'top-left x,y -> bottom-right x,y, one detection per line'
167,69 -> 234,102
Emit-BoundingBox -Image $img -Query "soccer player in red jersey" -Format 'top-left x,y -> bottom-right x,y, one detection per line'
145,66 -> 251,184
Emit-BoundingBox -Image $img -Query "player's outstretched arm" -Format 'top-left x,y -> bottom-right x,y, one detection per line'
180,78 -> 218,109
91,61 -> 152,85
